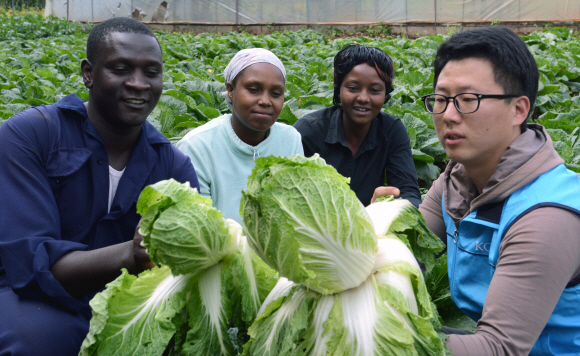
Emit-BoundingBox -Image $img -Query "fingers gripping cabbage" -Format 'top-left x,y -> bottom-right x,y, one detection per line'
240,154 -> 377,295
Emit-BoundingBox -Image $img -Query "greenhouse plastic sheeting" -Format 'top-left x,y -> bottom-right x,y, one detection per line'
45,0 -> 580,23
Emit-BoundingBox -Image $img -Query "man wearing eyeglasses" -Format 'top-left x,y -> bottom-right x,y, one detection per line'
375,27 -> 580,355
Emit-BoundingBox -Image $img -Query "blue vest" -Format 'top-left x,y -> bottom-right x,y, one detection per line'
443,164 -> 580,355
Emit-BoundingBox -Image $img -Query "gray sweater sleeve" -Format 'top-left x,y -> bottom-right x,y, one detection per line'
418,175 -> 447,241
447,207 -> 580,356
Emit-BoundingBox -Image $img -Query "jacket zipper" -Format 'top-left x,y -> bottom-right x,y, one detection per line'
449,226 -> 459,305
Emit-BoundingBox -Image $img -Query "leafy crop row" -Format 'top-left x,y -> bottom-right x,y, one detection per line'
0,14 -> 87,41
0,16 -> 579,184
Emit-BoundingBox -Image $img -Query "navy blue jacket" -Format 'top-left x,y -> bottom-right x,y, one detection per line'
0,94 -> 199,317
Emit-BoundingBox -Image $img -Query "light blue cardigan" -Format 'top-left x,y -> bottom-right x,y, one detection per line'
176,114 -> 304,223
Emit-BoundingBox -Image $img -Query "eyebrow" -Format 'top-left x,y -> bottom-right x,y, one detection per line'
104,56 -> 162,66
343,79 -> 385,86
435,85 -> 476,93
244,79 -> 285,89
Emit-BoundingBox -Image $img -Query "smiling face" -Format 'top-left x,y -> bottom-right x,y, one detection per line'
433,57 -> 528,178
227,62 -> 285,144
82,32 -> 163,131
339,63 -> 387,129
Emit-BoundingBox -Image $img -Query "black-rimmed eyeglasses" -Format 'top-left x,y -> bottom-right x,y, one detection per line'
420,93 -> 519,114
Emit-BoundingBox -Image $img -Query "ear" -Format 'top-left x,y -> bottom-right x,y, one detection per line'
226,82 -> 234,98
512,95 -> 531,127
81,59 -> 93,89
334,84 -> 341,104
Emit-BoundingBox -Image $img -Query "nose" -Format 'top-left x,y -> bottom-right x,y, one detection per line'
440,98 -> 462,124
357,89 -> 370,103
257,92 -> 272,106
125,70 -> 150,91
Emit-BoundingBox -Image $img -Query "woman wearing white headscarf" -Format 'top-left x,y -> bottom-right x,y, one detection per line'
176,48 -> 303,223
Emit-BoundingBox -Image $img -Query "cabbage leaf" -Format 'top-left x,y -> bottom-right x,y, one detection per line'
241,154 -> 377,295
365,198 -> 445,273
79,266 -> 195,356
138,179 -> 236,276
244,236 -> 446,356
81,181 -> 278,356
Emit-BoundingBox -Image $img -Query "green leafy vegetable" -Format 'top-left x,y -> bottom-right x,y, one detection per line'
243,236 -> 447,356
240,154 -> 377,295
241,156 -> 448,355
79,265 -> 195,356
82,180 -> 278,356
137,179 -> 236,275
365,198 -> 446,273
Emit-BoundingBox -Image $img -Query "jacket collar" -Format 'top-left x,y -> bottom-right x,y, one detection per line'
223,114 -> 273,159
56,94 -> 88,114
443,124 -> 564,221
56,95 -> 170,218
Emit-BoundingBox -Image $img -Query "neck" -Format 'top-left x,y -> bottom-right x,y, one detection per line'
465,164 -> 496,194
230,114 -> 267,147
341,112 -> 372,157
86,102 -> 141,170
465,128 -> 522,194
342,115 -> 372,141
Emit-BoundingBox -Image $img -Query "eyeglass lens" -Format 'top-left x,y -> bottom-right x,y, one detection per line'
425,94 -> 479,114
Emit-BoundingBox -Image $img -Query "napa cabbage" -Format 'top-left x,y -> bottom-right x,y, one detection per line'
138,179 -> 236,275
365,195 -> 445,273
243,236 -> 446,356
240,154 -> 378,295
241,158 -> 448,355
80,180 -> 278,356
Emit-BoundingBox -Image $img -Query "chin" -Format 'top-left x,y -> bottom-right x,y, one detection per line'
447,153 -> 472,165
122,116 -> 148,127
249,120 -> 275,132
251,125 -> 271,132
351,117 -> 374,126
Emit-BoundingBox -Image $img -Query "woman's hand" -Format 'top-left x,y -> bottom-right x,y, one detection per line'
370,186 -> 400,204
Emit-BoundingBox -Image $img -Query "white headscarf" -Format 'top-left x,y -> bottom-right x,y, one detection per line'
222,48 -> 286,110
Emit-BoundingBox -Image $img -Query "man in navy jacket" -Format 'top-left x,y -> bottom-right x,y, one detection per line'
0,18 -> 199,355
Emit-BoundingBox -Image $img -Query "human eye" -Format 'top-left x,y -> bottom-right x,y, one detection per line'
271,90 -> 283,98
145,67 -> 161,77
111,66 -> 130,74
460,95 -> 477,103
247,87 -> 259,94
435,96 -> 447,103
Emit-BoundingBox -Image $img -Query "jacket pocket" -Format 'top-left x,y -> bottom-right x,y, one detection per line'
46,148 -> 92,237
456,222 -> 493,257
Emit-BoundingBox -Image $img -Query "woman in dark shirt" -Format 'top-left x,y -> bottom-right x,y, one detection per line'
294,44 -> 421,206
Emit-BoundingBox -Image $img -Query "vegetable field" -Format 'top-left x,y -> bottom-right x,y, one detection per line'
1,15 -> 580,186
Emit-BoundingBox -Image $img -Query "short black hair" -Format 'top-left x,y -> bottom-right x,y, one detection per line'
333,44 -> 395,106
433,27 -> 538,131
86,17 -> 158,65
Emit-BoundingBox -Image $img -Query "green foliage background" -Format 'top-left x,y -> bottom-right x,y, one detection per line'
1,15 -> 580,186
